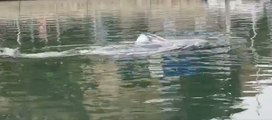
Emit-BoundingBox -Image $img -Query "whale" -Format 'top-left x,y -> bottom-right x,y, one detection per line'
87,33 -> 209,57
0,33 -> 210,59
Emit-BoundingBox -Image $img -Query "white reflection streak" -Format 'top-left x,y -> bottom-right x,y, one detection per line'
16,1 -> 22,46
250,7 -> 257,49
250,5 -> 262,116
30,18 -> 35,43
30,17 -> 36,51
225,0 -> 231,53
16,20 -> 21,45
255,68 -> 261,116
148,55 -> 164,78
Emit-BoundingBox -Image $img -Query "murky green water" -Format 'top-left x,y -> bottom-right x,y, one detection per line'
0,0 -> 272,120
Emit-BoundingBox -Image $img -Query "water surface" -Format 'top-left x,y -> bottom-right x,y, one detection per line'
0,0 -> 271,120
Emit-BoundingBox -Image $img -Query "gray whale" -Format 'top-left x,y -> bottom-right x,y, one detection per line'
0,33 -> 209,59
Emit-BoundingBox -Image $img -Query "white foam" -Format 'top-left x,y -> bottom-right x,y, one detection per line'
0,47 -> 20,57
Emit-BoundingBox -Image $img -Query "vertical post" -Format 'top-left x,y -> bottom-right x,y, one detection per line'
55,0 -> 61,45
92,0 -> 97,42
86,0 -> 92,42
267,2 -> 272,39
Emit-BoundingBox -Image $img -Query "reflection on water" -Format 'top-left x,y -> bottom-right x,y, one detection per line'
0,0 -> 271,119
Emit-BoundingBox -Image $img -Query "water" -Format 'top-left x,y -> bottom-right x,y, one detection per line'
0,0 -> 271,119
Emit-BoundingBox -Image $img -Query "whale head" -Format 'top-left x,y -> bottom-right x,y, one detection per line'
135,33 -> 166,46
135,34 -> 151,45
